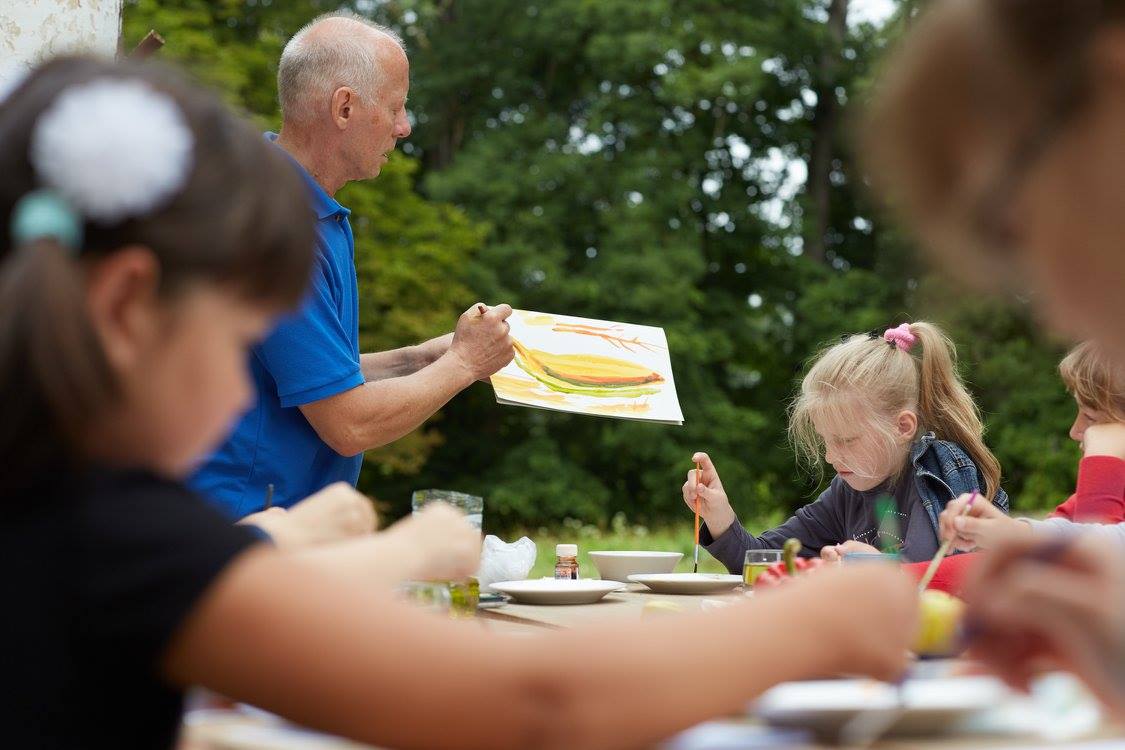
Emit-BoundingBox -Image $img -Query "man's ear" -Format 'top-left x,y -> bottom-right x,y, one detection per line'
332,86 -> 355,131
84,245 -> 162,375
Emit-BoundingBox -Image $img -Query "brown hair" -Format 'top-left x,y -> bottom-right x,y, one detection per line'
789,321 -> 1002,500
0,57 -> 317,492
861,0 -> 1125,282
1059,341 -> 1125,422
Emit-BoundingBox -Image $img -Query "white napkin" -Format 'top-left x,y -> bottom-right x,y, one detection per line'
476,535 -> 537,592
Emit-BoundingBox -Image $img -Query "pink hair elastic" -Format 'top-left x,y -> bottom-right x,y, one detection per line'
883,323 -> 916,352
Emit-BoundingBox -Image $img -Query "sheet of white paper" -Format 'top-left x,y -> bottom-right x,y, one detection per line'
490,309 -> 684,425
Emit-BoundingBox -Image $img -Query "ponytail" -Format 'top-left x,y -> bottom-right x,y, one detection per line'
790,320 -> 1002,502
0,57 -> 317,494
910,321 -> 1002,501
0,239 -> 115,492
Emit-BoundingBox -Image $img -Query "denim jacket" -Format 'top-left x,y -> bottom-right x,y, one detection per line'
911,431 -> 1009,538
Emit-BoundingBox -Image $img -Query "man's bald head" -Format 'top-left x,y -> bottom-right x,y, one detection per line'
278,11 -> 406,127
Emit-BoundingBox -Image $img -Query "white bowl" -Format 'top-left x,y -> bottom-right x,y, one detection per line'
588,550 -> 683,582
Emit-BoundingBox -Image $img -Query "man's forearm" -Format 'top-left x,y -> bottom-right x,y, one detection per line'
339,354 -> 474,454
360,333 -> 452,381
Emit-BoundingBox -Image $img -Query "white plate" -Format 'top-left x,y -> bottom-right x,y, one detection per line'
589,550 -> 683,582
628,573 -> 743,594
489,578 -> 626,605
754,677 -> 1008,738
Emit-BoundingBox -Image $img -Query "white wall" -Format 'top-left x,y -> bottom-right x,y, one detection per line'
0,0 -> 123,97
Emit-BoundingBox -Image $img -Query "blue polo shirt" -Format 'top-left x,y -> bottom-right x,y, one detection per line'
189,134 -> 364,517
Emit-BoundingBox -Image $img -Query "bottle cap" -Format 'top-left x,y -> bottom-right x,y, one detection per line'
556,543 -> 578,557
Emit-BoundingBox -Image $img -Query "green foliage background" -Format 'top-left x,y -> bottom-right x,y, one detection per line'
123,0 -> 1079,533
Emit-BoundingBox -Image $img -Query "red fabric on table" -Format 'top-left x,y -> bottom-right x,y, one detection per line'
904,553 -> 979,596
1049,455 -> 1125,523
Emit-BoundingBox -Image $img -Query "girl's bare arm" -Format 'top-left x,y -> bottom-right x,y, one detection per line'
162,548 -> 916,750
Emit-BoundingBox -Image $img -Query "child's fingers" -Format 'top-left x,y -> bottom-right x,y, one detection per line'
941,493 -> 998,542
821,545 -> 842,562
951,515 -> 989,547
681,481 -> 696,508
691,484 -> 713,508
951,535 -> 978,552
969,500 -> 1003,519
682,481 -> 698,508
939,496 -> 971,538
681,483 -> 724,512
684,467 -> 717,489
690,452 -> 721,486
681,480 -> 708,508
944,493 -> 974,517
954,515 -> 992,537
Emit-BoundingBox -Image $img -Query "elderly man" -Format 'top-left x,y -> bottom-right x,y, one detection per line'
191,12 -> 513,519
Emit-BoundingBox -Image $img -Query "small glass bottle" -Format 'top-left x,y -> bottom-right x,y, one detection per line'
554,543 -> 579,580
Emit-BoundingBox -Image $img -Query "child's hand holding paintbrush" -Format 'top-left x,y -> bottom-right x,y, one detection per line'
681,452 -> 739,542
960,534 -> 1125,711
937,491 -> 1035,553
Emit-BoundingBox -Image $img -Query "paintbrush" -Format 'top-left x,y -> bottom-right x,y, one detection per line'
693,459 -> 702,573
917,490 -> 979,592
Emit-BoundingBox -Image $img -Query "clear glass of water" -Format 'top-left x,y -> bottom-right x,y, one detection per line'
411,489 -> 483,529
411,490 -> 483,617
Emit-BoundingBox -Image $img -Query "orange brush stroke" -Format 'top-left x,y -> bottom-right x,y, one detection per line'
551,323 -> 667,353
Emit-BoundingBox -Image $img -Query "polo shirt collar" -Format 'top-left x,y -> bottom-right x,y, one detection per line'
264,132 -> 350,221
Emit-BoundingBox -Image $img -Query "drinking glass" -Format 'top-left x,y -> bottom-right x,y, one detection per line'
743,549 -> 782,586
411,489 -> 483,529
398,581 -> 452,614
411,489 -> 483,617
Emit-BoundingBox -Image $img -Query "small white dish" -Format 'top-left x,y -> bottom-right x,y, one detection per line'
589,550 -> 683,582
754,676 -> 1008,738
628,573 -> 743,594
489,578 -> 626,605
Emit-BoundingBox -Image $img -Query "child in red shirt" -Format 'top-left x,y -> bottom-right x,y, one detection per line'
907,342 -> 1125,594
1047,343 -> 1125,523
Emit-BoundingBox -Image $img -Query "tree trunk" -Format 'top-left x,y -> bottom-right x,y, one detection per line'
0,0 -> 122,93
424,0 -> 467,172
805,0 -> 848,265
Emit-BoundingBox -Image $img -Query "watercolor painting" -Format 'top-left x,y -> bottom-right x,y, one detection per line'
490,310 -> 684,425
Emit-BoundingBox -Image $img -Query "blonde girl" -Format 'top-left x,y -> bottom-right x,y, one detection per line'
684,321 -> 1007,567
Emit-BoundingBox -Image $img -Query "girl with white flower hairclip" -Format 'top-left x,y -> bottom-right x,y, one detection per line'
0,57 -> 918,750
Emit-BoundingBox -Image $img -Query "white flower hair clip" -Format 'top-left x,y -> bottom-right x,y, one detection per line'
29,78 -> 194,224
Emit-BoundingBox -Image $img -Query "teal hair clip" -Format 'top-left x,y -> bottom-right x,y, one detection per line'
10,189 -> 83,251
